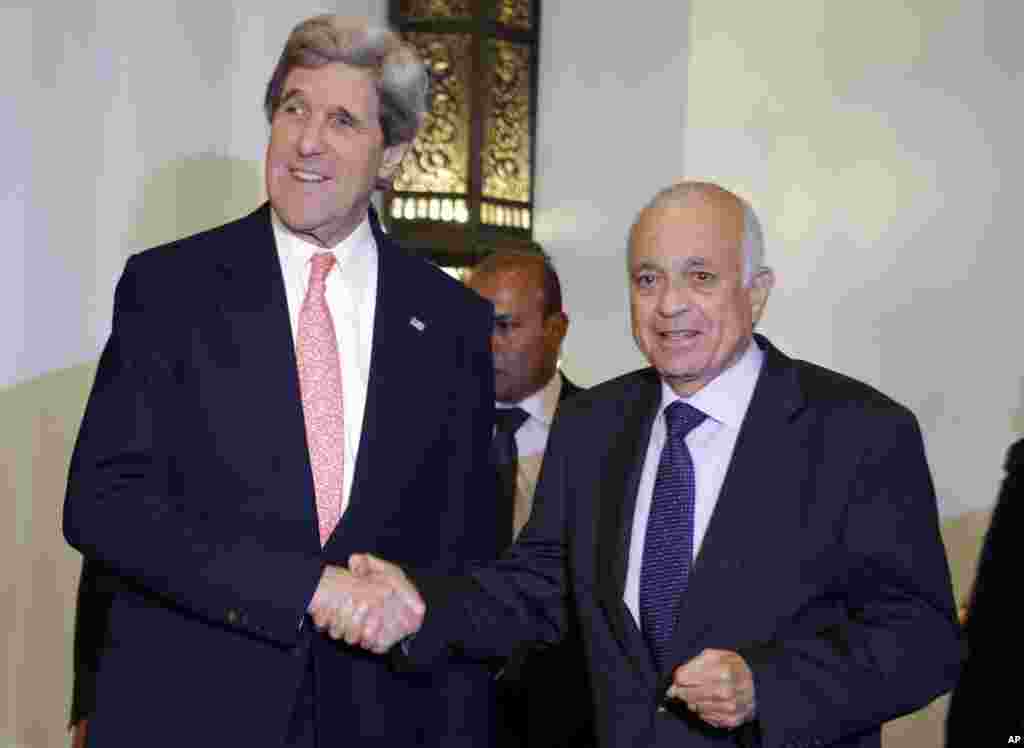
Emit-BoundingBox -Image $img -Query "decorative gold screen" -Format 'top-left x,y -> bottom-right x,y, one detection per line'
387,0 -> 540,263
393,33 -> 471,196
497,0 -> 533,30
398,0 -> 472,19
482,39 -> 531,204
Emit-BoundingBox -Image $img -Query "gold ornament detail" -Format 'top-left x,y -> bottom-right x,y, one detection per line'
394,33 -> 471,195
497,0 -> 532,29
483,39 -> 531,202
397,0 -> 472,20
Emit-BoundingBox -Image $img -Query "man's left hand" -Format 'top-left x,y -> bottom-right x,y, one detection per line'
666,648 -> 756,730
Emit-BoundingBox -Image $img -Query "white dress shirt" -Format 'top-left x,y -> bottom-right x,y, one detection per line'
497,371 -> 565,539
624,340 -> 765,624
272,210 -> 378,515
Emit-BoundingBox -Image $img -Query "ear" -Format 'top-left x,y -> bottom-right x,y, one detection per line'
545,311 -> 569,347
748,267 -> 775,327
377,141 -> 410,182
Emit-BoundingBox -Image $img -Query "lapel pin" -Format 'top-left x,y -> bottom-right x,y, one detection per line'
410,316 -> 426,332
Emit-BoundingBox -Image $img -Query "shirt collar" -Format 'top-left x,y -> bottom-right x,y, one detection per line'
658,338 -> 765,429
271,208 -> 375,268
497,370 -> 563,427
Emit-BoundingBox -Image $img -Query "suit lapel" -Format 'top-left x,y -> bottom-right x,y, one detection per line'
323,210 -> 438,552
211,205 -> 320,548
594,369 -> 662,680
665,337 -> 806,665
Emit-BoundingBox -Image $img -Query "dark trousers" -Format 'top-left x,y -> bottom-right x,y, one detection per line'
285,654 -> 317,748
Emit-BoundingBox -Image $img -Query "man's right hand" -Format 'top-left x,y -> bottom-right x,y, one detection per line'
307,564 -> 424,654
348,553 -> 425,653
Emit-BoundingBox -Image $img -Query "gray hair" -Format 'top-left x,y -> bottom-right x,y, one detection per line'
632,182 -> 767,286
264,15 -> 429,147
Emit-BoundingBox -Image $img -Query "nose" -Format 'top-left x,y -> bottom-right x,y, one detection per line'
657,277 -> 691,317
297,115 -> 327,157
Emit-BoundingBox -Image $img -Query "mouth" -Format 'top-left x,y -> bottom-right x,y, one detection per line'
658,329 -> 700,341
289,167 -> 331,184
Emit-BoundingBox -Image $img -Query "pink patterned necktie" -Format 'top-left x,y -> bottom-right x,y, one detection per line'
296,252 -> 345,546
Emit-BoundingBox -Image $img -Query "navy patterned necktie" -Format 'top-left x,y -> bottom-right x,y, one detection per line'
639,400 -> 707,671
493,407 -> 530,547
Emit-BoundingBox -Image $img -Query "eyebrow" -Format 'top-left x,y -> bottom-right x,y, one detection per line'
278,90 -> 365,127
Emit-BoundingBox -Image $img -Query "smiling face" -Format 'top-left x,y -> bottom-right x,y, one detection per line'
265,62 -> 408,247
628,187 -> 773,397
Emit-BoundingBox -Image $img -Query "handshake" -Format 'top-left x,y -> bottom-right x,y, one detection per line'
306,554 -> 423,654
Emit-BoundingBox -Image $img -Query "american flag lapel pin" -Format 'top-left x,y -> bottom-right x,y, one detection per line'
410,316 -> 426,332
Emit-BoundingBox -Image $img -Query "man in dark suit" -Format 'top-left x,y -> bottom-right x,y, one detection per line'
466,250 -> 594,748
63,15 -> 498,748
468,250 -> 580,544
351,181 -> 963,747
945,438 -> 1024,745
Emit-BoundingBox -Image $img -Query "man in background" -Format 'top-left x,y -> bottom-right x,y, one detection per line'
63,14 -> 497,747
467,250 -> 594,748
351,181 -> 963,748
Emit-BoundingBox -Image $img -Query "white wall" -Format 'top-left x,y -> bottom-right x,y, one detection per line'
682,0 -> 1024,519
535,3 -> 692,385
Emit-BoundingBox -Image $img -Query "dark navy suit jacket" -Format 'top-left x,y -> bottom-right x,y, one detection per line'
945,438 -> 1023,745
64,204 -> 500,746
411,335 -> 962,748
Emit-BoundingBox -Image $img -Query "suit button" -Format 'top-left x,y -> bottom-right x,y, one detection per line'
227,609 -> 239,624
656,705 -> 667,714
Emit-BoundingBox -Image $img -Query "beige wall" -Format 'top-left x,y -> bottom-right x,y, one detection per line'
3,366 -> 94,748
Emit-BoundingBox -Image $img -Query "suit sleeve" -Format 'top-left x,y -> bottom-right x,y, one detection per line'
69,558 -> 111,726
63,258 -> 323,647
742,407 -> 963,747
406,399 -> 574,667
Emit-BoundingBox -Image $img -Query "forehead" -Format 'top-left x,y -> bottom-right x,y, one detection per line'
470,267 -> 544,312
282,62 -> 380,115
629,195 -> 745,270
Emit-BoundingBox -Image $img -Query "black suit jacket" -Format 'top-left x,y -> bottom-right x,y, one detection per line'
497,372 -> 595,748
559,374 -> 583,403
945,438 -> 1024,745
413,335 -> 962,748
63,204 -> 500,746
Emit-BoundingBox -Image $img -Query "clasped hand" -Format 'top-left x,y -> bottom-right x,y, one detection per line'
665,648 -> 757,730
307,555 -> 424,654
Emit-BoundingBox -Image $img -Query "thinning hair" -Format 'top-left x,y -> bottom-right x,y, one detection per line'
631,182 -> 767,286
264,15 -> 428,147
472,249 -> 564,319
